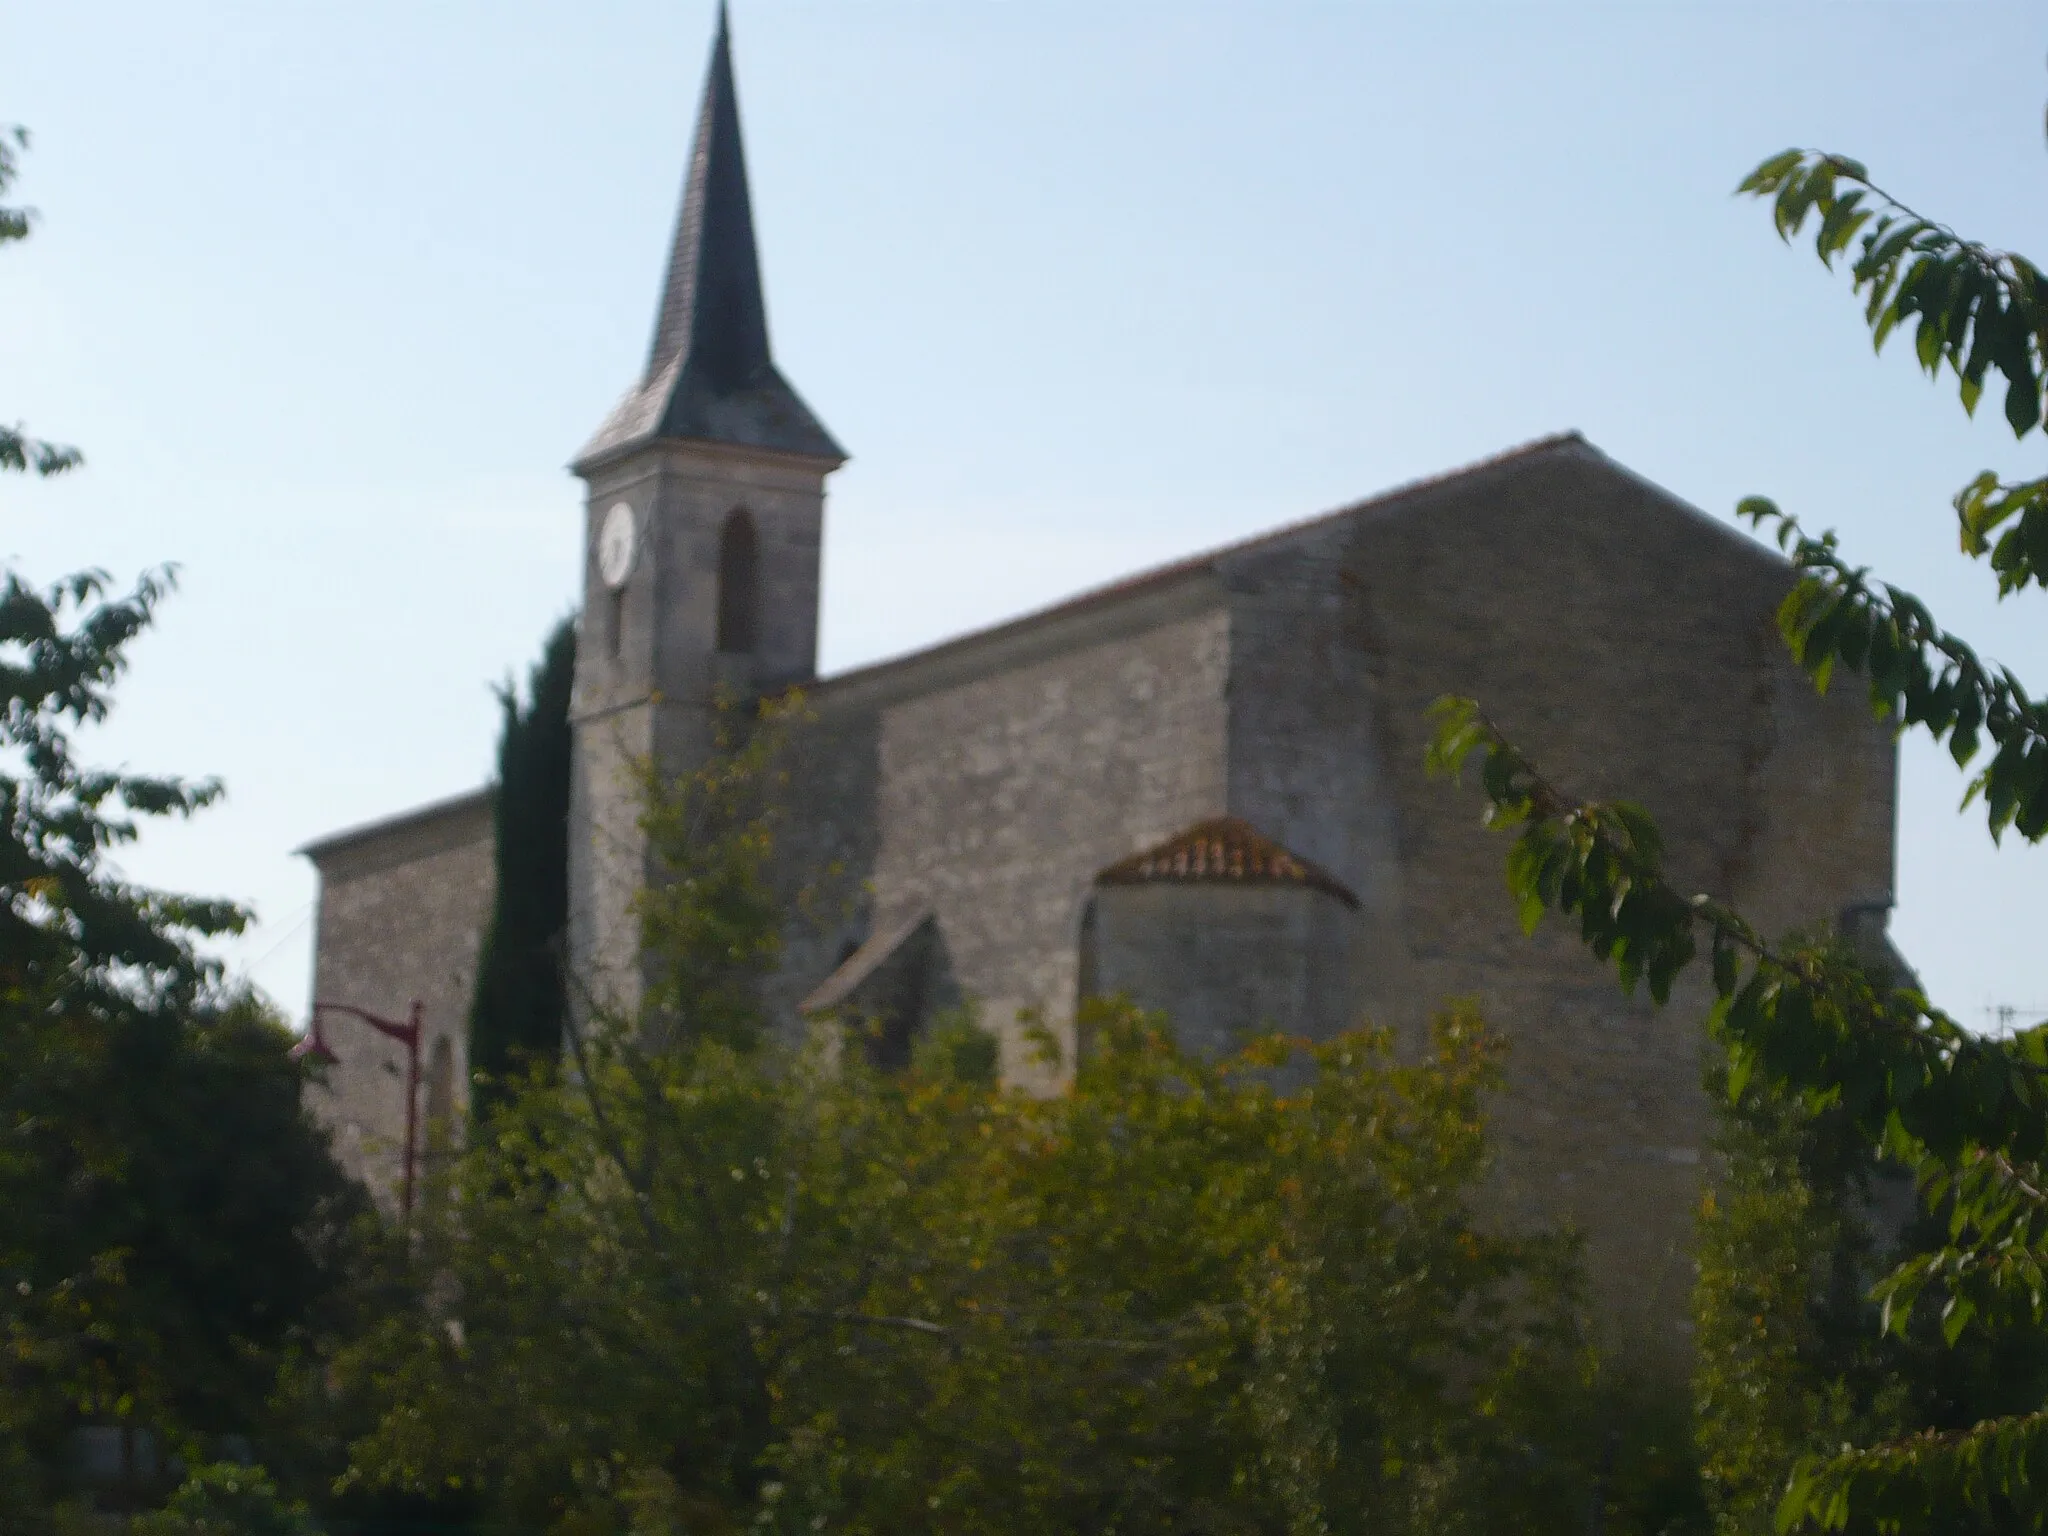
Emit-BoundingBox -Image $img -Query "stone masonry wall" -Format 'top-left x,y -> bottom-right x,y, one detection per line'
1225,438 -> 1896,1367
303,792 -> 495,1204
570,440 -> 833,1015
793,593 -> 1234,1087
759,703 -> 883,1038
1220,509 -> 1421,1034
1088,882 -> 1358,1056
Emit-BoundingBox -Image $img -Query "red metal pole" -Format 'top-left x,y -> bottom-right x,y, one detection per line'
303,999 -> 425,1223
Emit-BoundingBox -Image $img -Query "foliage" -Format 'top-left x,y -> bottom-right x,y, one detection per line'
771,1001 -> 1610,1536
328,698 -> 1624,1536
1692,1073 -> 1913,1534
1694,1068 -> 2048,1535
1426,143 -> 2048,1530
1738,496 -> 2048,842
628,689 -> 797,1050
0,568 -> 246,1001
1,125 -> 80,476
6,988 -> 366,1453
318,694 -> 804,1532
1,125 -> 364,1518
1741,152 -> 2048,599
468,616 -> 577,1108
0,588 -> 370,1509
131,1462 -> 312,1536
0,561 -> 365,1516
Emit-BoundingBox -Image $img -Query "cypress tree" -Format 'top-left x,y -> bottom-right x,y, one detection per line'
467,618 -> 576,1109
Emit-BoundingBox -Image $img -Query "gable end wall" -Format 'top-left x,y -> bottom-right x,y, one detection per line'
303,797 -> 496,1202
1212,440 -> 1895,1364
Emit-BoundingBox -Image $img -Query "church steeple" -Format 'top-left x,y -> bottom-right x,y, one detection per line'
576,4 -> 843,471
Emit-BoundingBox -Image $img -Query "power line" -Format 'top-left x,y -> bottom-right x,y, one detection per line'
243,901 -> 315,978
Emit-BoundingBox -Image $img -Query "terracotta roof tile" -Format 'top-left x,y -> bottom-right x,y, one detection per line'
1097,817 -> 1358,907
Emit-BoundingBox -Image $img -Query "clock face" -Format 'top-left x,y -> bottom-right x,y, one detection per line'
597,502 -> 637,589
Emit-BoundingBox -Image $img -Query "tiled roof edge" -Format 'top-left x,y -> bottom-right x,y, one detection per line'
1097,816 -> 1359,908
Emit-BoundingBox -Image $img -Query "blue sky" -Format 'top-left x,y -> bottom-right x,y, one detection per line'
4,1 -> 2044,1026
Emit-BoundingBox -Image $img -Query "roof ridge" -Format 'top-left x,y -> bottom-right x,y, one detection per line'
816,431 -> 1593,694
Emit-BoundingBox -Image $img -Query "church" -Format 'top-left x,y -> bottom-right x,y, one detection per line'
302,9 -> 1899,1360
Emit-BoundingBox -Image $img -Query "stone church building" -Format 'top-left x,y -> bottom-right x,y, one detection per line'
303,10 -> 1899,1358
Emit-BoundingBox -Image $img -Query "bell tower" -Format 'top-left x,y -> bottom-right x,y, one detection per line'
567,2 -> 845,1010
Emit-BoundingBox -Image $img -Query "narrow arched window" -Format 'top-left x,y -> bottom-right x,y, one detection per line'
716,509 -> 759,654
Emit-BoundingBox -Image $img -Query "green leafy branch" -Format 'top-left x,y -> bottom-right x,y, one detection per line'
1425,697 -> 2048,1230
1872,1146 -> 2048,1346
0,124 -> 28,246
1778,1409 -> 2048,1534
1744,149 -> 2048,440
1738,500 -> 2048,842
0,125 -> 80,480
0,428 -> 82,479
0,568 -> 242,1007
1427,698 -> 2048,1527
1744,150 -> 2048,600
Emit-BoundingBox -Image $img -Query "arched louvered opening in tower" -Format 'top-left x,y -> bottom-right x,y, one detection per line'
716,508 -> 759,654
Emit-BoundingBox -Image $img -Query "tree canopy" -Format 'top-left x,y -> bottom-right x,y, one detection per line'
315,698 -> 1677,1536
0,125 -> 364,1523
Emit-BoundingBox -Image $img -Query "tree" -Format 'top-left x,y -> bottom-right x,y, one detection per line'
330,697 -> 1629,1536
1428,144 -> 2048,1529
0,515 -> 365,1519
132,1462 -> 313,1536
1693,1063 -> 2048,1535
0,125 -> 364,1518
759,1001 -> 1616,1536
1692,1064 -> 1911,1534
467,616 -> 576,1107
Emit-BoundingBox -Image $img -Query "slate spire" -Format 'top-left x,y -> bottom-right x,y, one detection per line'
577,4 -> 843,470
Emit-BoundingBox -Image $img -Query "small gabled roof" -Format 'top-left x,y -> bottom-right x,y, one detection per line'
797,908 -> 935,1016
1097,818 -> 1358,908
576,5 -> 843,472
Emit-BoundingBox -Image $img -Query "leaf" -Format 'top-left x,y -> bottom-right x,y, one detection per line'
1712,937 -> 1738,998
2005,348 -> 2043,438
1739,148 -> 1805,195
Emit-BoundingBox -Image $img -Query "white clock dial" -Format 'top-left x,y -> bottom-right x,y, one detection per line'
597,502 -> 638,589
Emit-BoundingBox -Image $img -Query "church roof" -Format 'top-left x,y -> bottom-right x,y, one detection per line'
576,5 -> 843,472
815,431 -> 1603,706
297,785 -> 493,869
1097,818 -> 1359,908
